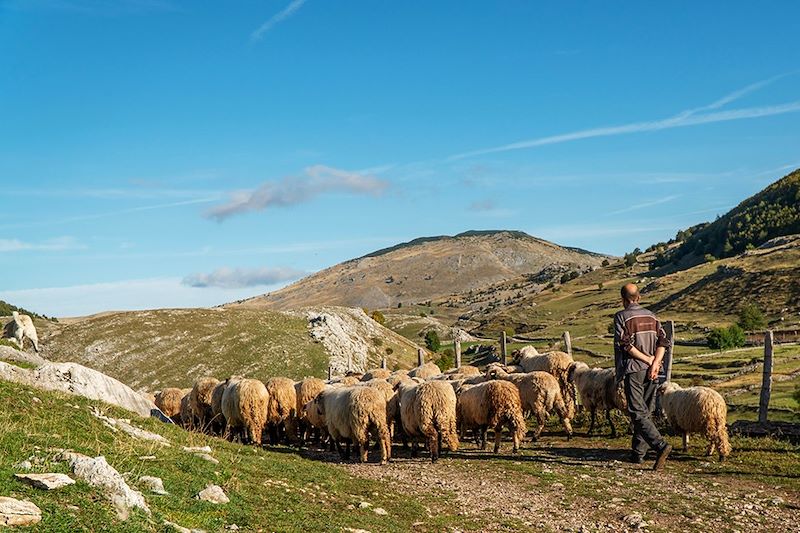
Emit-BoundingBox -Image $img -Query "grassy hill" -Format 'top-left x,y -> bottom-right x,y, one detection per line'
652,168 -> 800,268
0,300 -> 54,322
40,307 -> 422,392
232,230 -> 609,312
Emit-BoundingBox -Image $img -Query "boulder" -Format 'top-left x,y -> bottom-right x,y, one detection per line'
139,476 -> 168,495
0,497 -> 42,527
63,453 -> 150,520
197,484 -> 229,504
15,473 -> 75,490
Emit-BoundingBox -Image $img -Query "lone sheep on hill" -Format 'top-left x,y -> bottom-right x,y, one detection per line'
659,382 -> 731,461
568,362 -> 627,437
3,311 -> 39,352
456,380 -> 526,453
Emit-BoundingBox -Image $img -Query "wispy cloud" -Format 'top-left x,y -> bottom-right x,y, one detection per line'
250,0 -> 307,42
449,75 -> 799,160
607,195 -> 681,216
206,165 -> 388,221
182,266 -> 306,289
0,236 -> 84,253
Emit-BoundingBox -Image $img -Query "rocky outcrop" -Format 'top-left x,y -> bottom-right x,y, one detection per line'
0,349 -> 159,417
0,497 -> 42,526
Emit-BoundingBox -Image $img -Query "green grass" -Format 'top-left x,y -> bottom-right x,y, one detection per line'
0,380 -> 471,532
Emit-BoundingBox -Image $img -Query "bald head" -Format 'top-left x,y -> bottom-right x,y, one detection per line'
621,283 -> 640,306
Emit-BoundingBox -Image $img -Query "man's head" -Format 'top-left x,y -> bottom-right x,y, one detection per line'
621,283 -> 640,307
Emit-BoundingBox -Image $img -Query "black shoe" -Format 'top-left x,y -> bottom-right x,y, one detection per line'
653,444 -> 672,471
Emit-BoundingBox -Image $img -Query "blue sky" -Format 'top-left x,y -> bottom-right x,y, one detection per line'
1,1 -> 799,317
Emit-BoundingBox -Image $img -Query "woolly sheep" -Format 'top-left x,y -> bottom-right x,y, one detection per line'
312,386 -> 391,464
456,380 -> 526,453
386,372 -> 412,387
659,382 -> 731,461
568,362 -> 627,437
513,349 -> 576,413
210,377 -> 240,435
398,380 -> 459,462
189,377 -> 220,434
486,367 -> 573,440
153,387 -> 184,421
3,311 -> 39,352
221,378 -> 269,445
178,388 -> 194,429
264,377 -> 298,444
336,375 -> 361,386
407,362 -> 441,380
361,379 -> 396,436
295,377 -> 327,445
444,365 -> 481,377
362,368 -> 392,381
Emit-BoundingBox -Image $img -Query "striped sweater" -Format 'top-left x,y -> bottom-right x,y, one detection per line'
613,303 -> 670,377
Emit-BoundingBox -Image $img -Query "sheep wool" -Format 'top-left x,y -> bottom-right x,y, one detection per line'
221,378 -> 269,445
190,377 -> 220,433
456,380 -> 526,453
660,382 -> 731,461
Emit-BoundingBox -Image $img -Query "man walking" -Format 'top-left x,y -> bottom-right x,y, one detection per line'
614,283 -> 672,470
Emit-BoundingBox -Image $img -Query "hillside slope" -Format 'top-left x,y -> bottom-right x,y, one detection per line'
654,168 -> 800,268
40,307 -> 422,392
232,230 -> 609,311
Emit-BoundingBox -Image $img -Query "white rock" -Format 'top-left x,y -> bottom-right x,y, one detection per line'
373,507 -> 388,516
358,501 -> 372,509
140,476 -> 168,495
13,460 -> 33,470
183,446 -> 212,453
65,453 -> 150,520
0,497 -> 42,527
163,520 -> 207,533
15,473 -> 75,490
91,408 -> 169,445
195,453 -> 219,464
197,484 -> 229,504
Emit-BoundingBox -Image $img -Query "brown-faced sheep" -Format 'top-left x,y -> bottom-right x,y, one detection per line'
456,381 -> 526,453
221,378 -> 269,445
444,365 -> 481,377
568,362 -> 627,437
407,362 -> 441,380
295,377 -> 327,445
486,367 -> 573,440
312,386 -> 391,464
189,377 -> 220,434
154,387 -> 184,422
398,380 -> 459,462
3,311 -> 39,352
362,368 -> 392,381
659,382 -> 731,461
264,377 -> 298,444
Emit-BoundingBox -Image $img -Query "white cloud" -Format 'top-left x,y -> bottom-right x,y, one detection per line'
448,75 -> 799,160
182,266 -> 306,289
250,0 -> 307,42
0,236 -> 84,252
206,165 -> 388,221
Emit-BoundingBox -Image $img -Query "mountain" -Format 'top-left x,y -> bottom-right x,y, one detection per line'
652,168 -> 800,269
231,230 -> 610,312
0,300 -> 53,322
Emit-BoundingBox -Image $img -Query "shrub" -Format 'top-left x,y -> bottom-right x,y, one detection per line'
624,253 -> 637,267
436,348 -> 454,372
601,259 -> 610,267
707,324 -> 746,350
738,303 -> 766,331
419,311 -> 427,317
504,327 -> 515,338
370,310 -> 386,326
597,282 -> 604,291
385,347 -> 394,356
424,330 -> 441,352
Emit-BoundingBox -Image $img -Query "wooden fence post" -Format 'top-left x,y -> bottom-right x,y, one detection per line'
417,348 -> 425,366
758,330 -> 774,424
663,320 -> 674,383
500,331 -> 507,365
563,331 -> 572,357
381,356 -> 387,369
453,328 -> 462,369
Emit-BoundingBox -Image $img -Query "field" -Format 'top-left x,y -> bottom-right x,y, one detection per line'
2,374 -> 798,532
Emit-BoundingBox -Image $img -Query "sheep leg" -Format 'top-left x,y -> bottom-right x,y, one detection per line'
359,439 -> 369,463
411,440 -> 419,458
606,409 -> 617,438
437,432 -> 443,458
428,433 -> 440,463
682,432 -> 689,452
494,424 -> 503,454
480,427 -> 488,450
588,408 -> 597,436
534,410 -> 546,440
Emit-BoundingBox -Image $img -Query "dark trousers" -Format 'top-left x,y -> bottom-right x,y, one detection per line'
624,370 -> 666,458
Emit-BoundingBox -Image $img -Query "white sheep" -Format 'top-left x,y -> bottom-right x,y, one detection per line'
456,380 -> 526,453
397,380 -> 459,462
568,362 -> 627,437
312,386 -> 391,464
3,311 -> 39,352
659,382 -> 731,461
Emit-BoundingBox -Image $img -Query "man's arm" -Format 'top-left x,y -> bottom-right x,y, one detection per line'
627,345 -> 655,366
648,320 -> 670,380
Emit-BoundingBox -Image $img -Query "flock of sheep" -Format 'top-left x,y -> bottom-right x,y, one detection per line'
153,346 -> 732,464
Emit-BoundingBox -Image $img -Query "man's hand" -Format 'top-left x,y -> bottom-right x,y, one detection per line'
627,346 -> 654,366
647,362 -> 660,381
